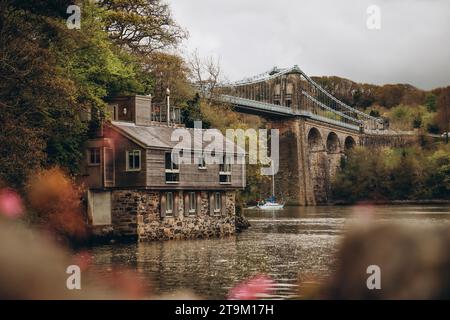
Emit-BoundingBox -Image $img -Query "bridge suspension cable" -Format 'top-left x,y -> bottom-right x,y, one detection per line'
212,65 -> 384,131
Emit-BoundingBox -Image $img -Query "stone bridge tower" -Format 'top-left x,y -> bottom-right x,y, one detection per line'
270,118 -> 359,205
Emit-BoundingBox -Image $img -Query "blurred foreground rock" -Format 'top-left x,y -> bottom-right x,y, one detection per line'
322,223 -> 450,299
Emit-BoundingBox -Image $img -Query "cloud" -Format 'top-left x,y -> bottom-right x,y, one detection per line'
170,0 -> 450,89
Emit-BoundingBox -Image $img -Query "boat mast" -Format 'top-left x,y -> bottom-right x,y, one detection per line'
272,162 -> 275,198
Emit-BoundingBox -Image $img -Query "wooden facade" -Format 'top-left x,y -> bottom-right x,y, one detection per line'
80,95 -> 246,191
80,125 -> 246,191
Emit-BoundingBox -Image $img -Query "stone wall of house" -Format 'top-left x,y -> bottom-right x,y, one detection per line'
110,190 -> 236,241
111,190 -> 140,239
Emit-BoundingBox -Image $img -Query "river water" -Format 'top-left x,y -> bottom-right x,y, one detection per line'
84,205 -> 450,299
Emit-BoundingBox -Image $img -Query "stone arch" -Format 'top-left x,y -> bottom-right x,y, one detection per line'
307,127 -> 328,204
307,127 -> 324,152
344,136 -> 356,152
326,132 -> 340,153
326,132 -> 342,180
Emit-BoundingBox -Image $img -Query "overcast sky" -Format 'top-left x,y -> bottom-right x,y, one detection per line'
169,0 -> 450,90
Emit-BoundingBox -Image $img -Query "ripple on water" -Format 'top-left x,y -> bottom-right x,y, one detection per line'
83,205 -> 450,299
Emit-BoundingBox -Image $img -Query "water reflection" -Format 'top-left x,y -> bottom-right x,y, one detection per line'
84,205 -> 450,299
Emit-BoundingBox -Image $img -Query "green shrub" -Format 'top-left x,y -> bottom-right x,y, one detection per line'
332,145 -> 450,202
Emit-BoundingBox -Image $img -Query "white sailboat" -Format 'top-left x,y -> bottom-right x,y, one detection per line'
257,165 -> 284,210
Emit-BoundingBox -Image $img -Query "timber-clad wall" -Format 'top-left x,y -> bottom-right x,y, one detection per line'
112,130 -> 147,188
83,126 -> 245,190
145,149 -> 244,189
134,95 -> 152,126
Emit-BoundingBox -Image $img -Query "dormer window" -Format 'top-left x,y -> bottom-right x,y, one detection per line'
126,150 -> 141,171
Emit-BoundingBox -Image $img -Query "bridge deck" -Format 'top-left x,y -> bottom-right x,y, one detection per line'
218,94 -> 362,132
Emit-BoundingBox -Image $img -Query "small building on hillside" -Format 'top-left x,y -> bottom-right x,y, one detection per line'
78,95 -> 246,241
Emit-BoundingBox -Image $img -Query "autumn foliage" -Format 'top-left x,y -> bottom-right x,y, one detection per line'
26,167 -> 86,240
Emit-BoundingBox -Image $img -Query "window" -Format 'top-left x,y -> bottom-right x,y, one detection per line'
166,192 -> 174,215
126,150 -> 141,171
219,155 -> 232,184
198,153 -> 207,169
88,148 -> 101,166
286,82 -> 294,95
165,152 -> 179,183
274,84 -> 281,95
188,192 -> 196,214
214,192 -> 221,213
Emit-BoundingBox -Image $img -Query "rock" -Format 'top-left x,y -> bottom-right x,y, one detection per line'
235,213 -> 250,233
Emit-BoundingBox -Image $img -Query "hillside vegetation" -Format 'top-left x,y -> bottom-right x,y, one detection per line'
332,144 -> 450,202
313,76 -> 449,133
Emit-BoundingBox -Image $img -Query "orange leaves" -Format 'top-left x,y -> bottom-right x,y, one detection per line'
26,167 -> 87,240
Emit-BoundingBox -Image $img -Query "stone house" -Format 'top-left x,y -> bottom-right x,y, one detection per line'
79,95 -> 246,241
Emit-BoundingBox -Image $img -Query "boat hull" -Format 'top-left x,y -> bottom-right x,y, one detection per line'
257,204 -> 284,210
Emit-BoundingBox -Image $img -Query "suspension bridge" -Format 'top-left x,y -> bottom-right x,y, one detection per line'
200,65 -> 415,205
213,65 -> 390,133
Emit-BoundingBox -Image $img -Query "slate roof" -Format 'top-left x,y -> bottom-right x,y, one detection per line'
111,121 -> 246,155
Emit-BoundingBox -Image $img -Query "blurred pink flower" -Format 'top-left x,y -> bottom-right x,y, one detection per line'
228,275 -> 274,300
0,188 -> 24,219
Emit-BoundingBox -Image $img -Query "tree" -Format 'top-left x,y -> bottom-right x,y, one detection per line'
26,167 -> 87,241
425,93 -> 437,112
0,0 -> 153,187
436,87 -> 450,143
188,50 -> 223,96
0,1 -> 80,187
98,0 -> 187,54
143,52 -> 194,105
